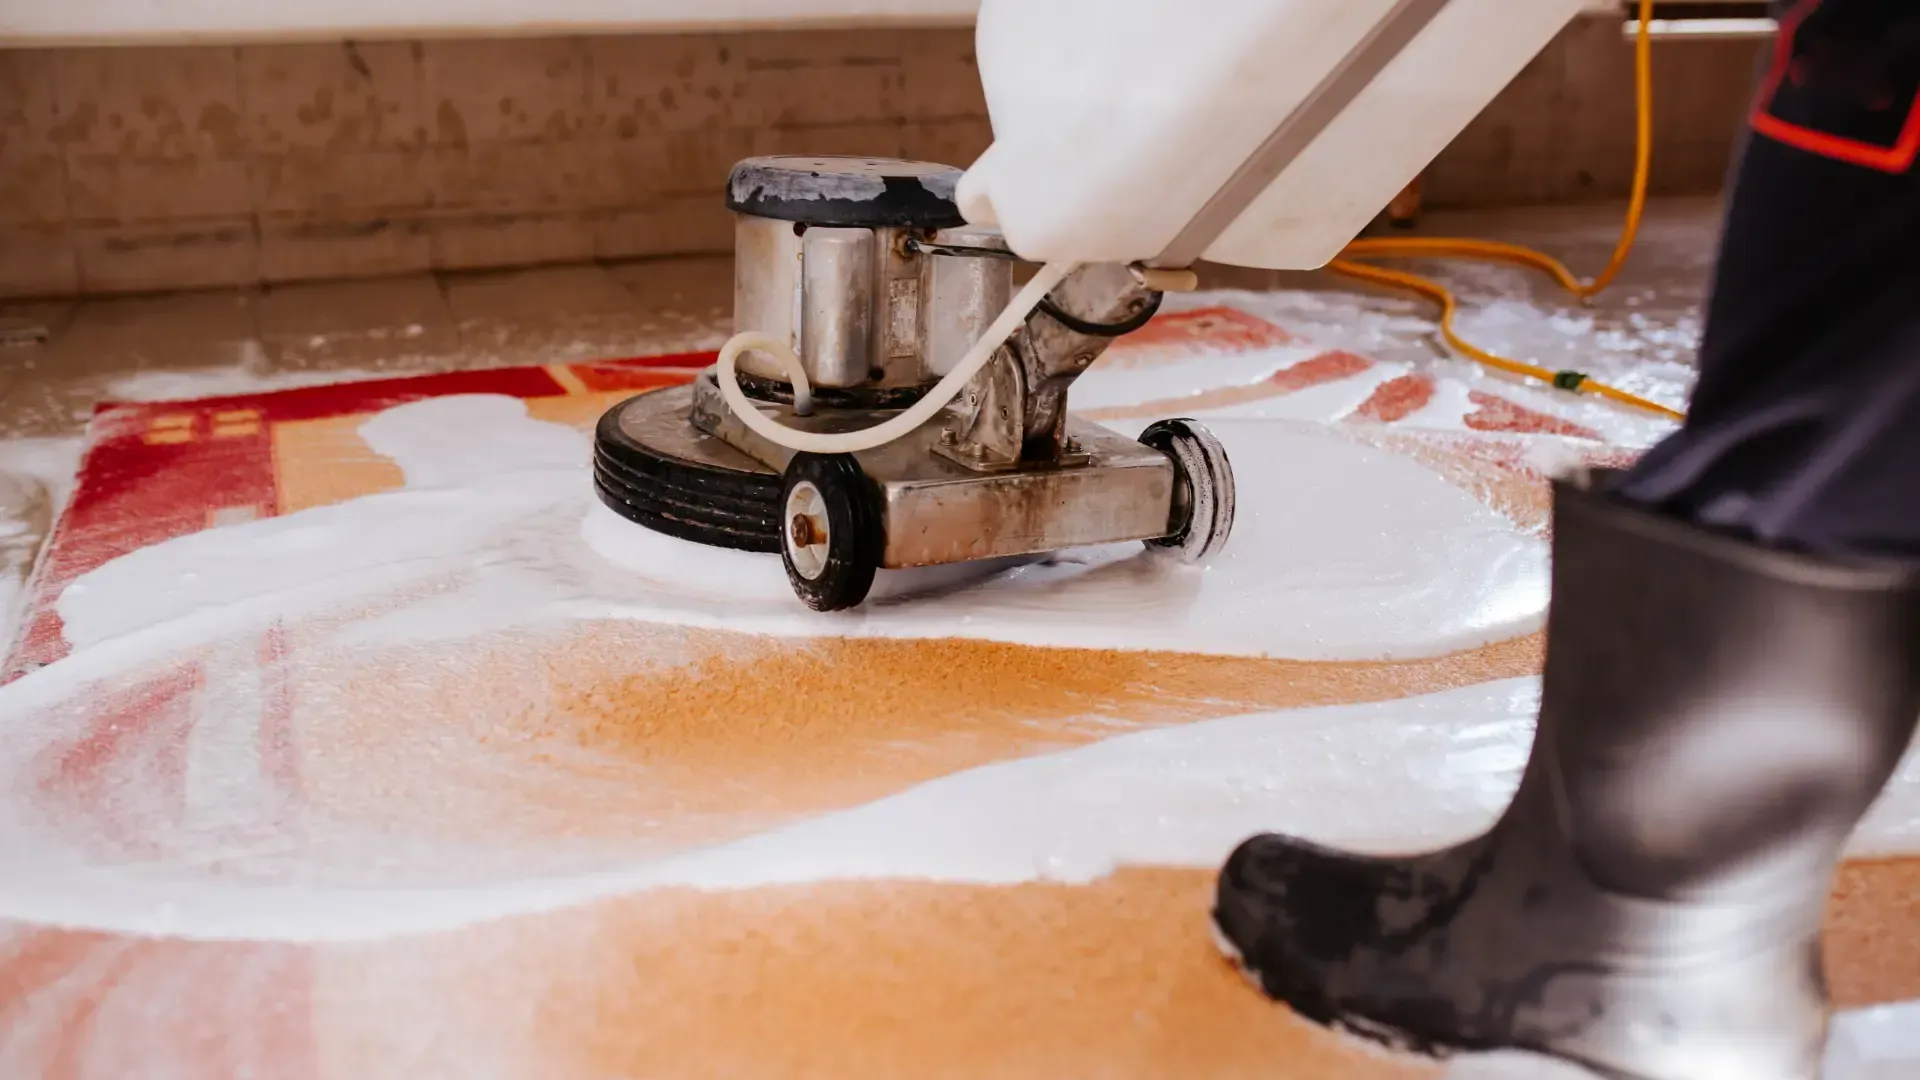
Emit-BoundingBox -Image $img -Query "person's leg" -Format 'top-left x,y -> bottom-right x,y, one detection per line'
1614,0 -> 1920,556
1213,3 -> 1920,1077
1215,483 -> 1919,1079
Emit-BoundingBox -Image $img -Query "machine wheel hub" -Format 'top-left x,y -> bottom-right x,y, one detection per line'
784,480 -> 832,581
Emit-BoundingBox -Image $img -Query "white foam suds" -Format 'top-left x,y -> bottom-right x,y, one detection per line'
0,388 -> 1550,942
34,395 -> 1546,671
1,671 -> 1916,943
1441,1000 -> 1920,1079
2,330 -> 1916,1071
1441,1052 -> 1617,1079
0,436 -> 86,517
1405,371 -> 1480,431
0,436 -> 84,650
1189,364 -> 1405,423
653,678 -> 1546,890
1172,287 -> 1688,448
1823,1000 -> 1920,1079
578,506 -> 1010,606
0,678 -> 1522,940
572,418 -> 1545,658
1069,343 -> 1322,412
0,563 -> 23,648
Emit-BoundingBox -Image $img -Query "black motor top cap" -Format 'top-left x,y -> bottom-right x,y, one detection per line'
726,155 -> 967,230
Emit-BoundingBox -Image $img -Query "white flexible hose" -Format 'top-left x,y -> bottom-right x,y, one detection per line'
715,260 -> 1079,455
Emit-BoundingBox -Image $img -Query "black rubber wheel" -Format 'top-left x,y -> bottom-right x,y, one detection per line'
779,453 -> 884,612
726,156 -> 965,230
1139,418 -> 1236,563
592,394 -> 782,553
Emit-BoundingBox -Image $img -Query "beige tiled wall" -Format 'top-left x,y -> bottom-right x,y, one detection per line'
0,18 -> 1762,299
1426,16 -> 1762,207
0,29 -> 993,298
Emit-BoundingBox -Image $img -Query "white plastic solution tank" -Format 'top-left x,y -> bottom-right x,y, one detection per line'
956,0 -> 1590,270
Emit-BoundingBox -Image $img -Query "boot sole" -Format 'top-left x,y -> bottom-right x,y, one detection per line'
1206,909 -> 1620,1079
1207,912 -> 1268,994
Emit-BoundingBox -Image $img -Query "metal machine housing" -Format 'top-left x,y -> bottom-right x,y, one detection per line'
592,155 -> 1234,610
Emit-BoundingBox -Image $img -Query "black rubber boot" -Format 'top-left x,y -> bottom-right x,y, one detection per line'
1213,474 -> 1920,1080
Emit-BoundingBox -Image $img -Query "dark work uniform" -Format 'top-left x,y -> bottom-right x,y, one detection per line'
1613,0 -> 1920,559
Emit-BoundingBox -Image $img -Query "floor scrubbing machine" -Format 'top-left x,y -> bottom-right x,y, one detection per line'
592,155 -> 1235,611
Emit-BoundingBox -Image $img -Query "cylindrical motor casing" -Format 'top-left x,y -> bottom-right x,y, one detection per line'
726,155 -> 1006,394
731,214 -> 804,384
730,212 -> 1010,391
799,227 -> 875,388
925,225 -> 1014,377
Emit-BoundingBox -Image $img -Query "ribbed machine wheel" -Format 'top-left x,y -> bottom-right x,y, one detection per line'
778,452 -> 884,612
1139,417 -> 1236,563
592,390 -> 783,553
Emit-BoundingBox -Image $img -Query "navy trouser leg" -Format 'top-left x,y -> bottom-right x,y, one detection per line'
1613,0 -> 1920,559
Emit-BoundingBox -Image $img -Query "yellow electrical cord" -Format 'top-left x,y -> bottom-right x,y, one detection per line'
1327,0 -> 1685,422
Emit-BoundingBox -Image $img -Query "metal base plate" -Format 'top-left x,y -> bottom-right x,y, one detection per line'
688,371 -> 1176,569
